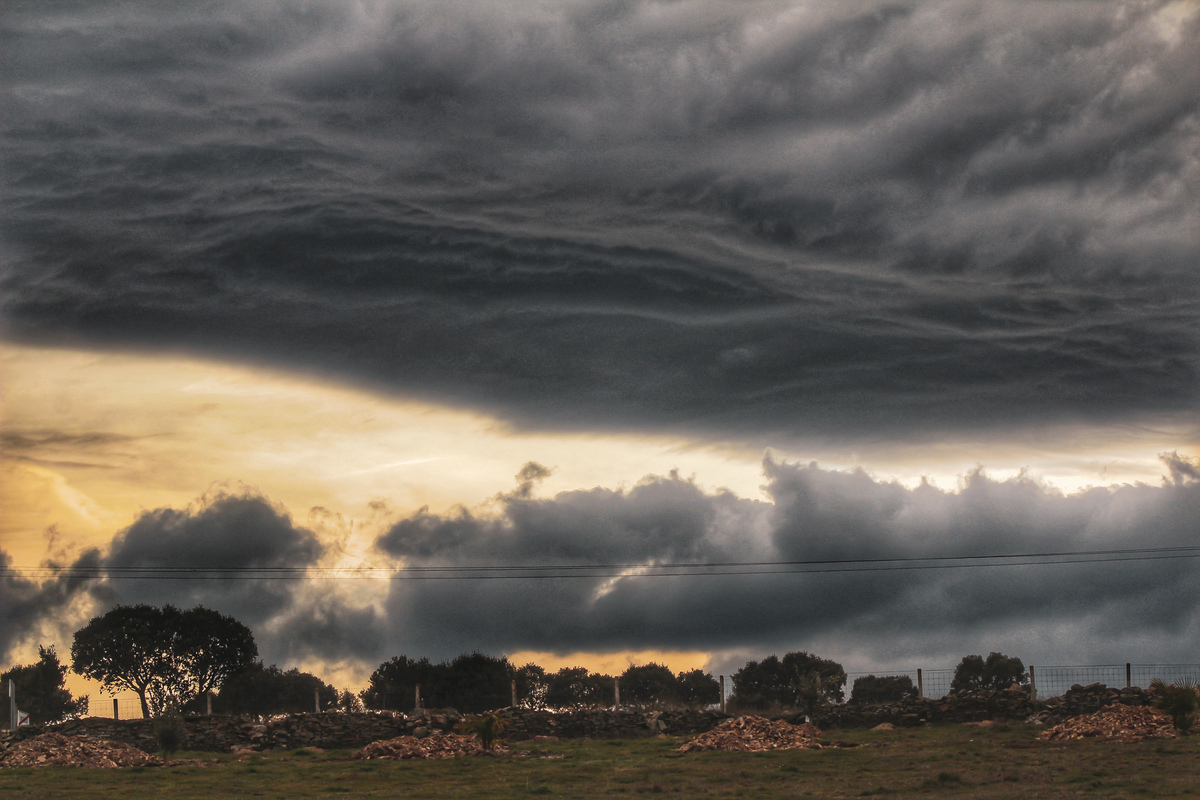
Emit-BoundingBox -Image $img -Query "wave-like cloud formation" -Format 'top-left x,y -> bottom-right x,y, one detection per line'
5,456 -> 1197,669
3,2 -> 1197,443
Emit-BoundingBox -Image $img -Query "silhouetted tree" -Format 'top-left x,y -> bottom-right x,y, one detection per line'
731,651 -> 846,711
676,669 -> 721,708
620,663 -> 680,708
950,652 -> 1027,694
544,666 -> 612,709
71,604 -> 257,717
1,646 -> 88,725
214,662 -> 339,715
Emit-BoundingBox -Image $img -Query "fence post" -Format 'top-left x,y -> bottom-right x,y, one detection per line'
613,678 -> 620,711
719,675 -> 726,714
511,679 -> 517,708
113,698 -> 119,720
1028,666 -> 1037,700
8,680 -> 15,731
206,692 -> 212,716
1125,663 -> 1131,689
415,684 -> 421,711
916,669 -> 923,699
314,687 -> 321,713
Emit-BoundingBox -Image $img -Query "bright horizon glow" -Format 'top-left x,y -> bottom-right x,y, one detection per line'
2,341 -> 1195,689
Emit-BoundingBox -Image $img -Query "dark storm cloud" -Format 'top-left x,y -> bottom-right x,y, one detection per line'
372,457 -> 1200,663
2,1 -> 1198,442
0,547 -> 104,663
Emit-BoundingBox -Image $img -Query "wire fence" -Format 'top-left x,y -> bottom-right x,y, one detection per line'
84,697 -> 146,721
846,663 -> 1200,701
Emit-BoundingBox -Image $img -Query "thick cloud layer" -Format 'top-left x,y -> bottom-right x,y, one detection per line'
3,1 -> 1197,443
372,457 -> 1200,665
6,458 -> 1197,671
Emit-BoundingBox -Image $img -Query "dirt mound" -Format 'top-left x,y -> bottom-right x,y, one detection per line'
678,716 -> 825,753
0,733 -> 162,768
1039,703 -> 1179,743
352,731 -> 504,760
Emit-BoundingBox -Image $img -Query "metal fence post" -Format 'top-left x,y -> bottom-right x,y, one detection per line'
8,680 -> 15,731
113,698 -> 120,720
1125,663 -> 1131,688
917,669 -> 923,699
1028,666 -> 1037,700
719,675 -> 726,714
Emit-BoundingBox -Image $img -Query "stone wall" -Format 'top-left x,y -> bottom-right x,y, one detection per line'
0,683 -> 1155,753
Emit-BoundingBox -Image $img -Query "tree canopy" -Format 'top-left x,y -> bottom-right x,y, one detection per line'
71,604 -> 257,717
849,674 -> 919,705
731,651 -> 846,712
950,652 -> 1028,694
213,662 -> 343,716
1,646 -> 88,725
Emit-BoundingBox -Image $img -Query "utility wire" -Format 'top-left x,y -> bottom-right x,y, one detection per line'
3,545 -> 1199,581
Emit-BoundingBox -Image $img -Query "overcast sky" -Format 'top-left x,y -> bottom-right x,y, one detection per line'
2,1 -> 1198,689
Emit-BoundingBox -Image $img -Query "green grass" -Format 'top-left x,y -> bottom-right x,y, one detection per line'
1,725 -> 1198,799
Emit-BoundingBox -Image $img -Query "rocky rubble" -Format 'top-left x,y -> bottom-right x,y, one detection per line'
677,716 -> 824,753
1038,704 -> 1178,743
352,731 -> 500,760
0,733 -> 162,768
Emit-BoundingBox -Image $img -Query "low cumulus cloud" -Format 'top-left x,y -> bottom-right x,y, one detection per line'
7,458 -> 1197,672
371,456 -> 1200,666
2,1 -> 1196,444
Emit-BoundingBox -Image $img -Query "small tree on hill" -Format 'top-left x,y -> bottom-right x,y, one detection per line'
676,669 -> 721,708
731,651 -> 846,711
950,652 -> 1027,694
544,666 -> 612,709
0,646 -> 88,725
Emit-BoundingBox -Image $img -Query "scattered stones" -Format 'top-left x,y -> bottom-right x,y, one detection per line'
0,733 -> 162,768
677,716 -> 824,753
1038,704 -> 1178,743
871,723 -> 897,731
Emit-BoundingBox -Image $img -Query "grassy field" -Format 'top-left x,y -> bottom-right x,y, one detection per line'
1,724 -> 1197,799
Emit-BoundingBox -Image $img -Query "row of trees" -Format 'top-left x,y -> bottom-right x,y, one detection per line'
3,602 -> 1032,724
359,654 -> 720,713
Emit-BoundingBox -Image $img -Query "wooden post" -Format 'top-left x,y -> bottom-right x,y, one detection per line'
206,692 -> 212,716
415,684 -> 421,710
1125,663 -> 1131,688
511,679 -> 517,708
8,680 -> 15,731
1028,666 -> 1037,700
613,678 -> 620,710
113,698 -> 120,720
315,687 -> 321,713
719,676 -> 726,714
916,669 -> 923,699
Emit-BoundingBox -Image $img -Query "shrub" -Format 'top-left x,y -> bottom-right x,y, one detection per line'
153,710 -> 186,758
1150,678 -> 1199,732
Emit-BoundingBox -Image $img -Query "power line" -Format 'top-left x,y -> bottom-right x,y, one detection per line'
3,545 -> 1199,581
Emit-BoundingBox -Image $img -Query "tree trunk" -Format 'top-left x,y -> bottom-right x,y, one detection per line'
137,689 -> 150,719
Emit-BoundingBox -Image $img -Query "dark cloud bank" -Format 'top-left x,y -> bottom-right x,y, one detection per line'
6,457 -> 1198,670
3,1 -> 1198,444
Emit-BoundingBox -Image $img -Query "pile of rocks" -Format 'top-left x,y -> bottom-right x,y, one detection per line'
352,731 -> 499,760
677,716 -> 824,753
0,733 -> 162,768
1039,704 -> 1178,743
1036,684 -> 1149,724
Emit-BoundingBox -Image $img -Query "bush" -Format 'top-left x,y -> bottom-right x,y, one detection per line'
850,675 -> 919,705
153,710 -> 186,758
